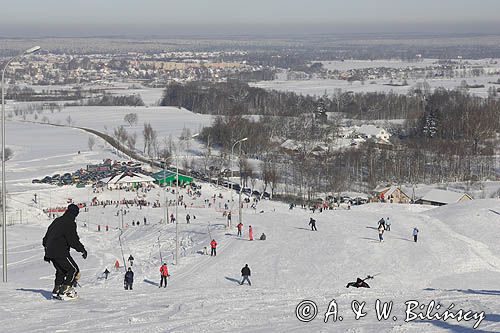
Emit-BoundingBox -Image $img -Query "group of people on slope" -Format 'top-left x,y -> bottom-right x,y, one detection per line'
377,217 -> 419,243
236,222 -> 266,241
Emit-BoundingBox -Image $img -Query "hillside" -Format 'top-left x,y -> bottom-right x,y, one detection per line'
0,182 -> 498,332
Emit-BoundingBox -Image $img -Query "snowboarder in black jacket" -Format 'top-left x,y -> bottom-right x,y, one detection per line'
42,204 -> 87,298
240,264 -> 251,285
124,268 -> 134,290
309,218 -> 317,231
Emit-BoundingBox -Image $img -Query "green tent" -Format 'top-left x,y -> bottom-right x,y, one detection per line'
152,170 -> 193,185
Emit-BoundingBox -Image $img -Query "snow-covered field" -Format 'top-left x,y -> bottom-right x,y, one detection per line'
254,58 -> 500,98
7,105 -> 213,141
0,183 -> 499,332
320,58 -> 500,72
6,120 -> 117,193
0,81 -> 498,332
4,105 -> 214,185
29,83 -> 166,106
253,76 -> 497,98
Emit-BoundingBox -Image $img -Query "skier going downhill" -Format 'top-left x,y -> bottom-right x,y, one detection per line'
42,204 -> 87,300
309,218 -> 317,231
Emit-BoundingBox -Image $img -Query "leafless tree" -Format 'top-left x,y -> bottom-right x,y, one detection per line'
126,133 -> 137,150
124,113 -> 138,127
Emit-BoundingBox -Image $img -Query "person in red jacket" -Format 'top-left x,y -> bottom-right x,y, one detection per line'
159,263 -> 170,288
210,239 -> 217,256
249,225 -> 253,241
237,222 -> 243,237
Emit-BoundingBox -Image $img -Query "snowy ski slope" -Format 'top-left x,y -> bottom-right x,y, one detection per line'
0,183 -> 498,332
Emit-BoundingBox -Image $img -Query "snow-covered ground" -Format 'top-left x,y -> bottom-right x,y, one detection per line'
7,105 -> 213,143
0,181 -> 499,332
320,58 -> 500,71
253,76 -> 497,98
0,80 -> 498,332
28,83 -> 166,106
6,120 -> 117,193
4,105 -> 214,190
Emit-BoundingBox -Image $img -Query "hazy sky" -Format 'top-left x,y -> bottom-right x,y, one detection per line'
1,0 -> 499,36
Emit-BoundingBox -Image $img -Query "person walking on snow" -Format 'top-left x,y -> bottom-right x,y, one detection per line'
378,225 -> 385,242
103,268 -> 110,280
249,225 -> 254,241
378,218 -> 386,230
385,217 -> 391,231
309,218 -> 317,231
240,264 -> 251,286
413,227 -> 419,242
210,239 -> 218,256
114,259 -> 120,270
42,203 -> 87,299
186,214 -> 191,224
124,267 -> 134,290
237,222 -> 243,237
159,263 -> 170,288
128,254 -> 134,266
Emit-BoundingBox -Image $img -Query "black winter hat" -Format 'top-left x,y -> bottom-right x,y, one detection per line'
67,204 -> 80,217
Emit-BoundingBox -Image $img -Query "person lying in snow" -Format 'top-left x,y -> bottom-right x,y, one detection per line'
346,276 -> 373,288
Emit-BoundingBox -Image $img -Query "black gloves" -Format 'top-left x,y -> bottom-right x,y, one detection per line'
82,249 -> 88,259
44,256 -> 51,263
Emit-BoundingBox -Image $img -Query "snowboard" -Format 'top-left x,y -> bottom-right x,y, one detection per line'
53,290 -> 78,301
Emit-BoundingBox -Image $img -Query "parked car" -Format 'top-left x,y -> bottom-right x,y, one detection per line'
242,187 -> 252,196
262,191 -> 271,199
32,179 -> 41,184
350,197 -> 368,205
252,190 -> 261,197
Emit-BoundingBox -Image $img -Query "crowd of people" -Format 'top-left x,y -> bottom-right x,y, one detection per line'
41,178 -> 422,300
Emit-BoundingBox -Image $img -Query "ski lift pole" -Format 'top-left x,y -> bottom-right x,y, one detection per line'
157,236 -> 163,263
118,230 -> 127,271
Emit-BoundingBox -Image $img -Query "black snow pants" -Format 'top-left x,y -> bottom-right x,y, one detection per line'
51,255 -> 79,287
160,275 -> 168,287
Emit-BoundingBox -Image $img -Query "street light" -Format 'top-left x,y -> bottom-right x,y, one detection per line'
230,137 -> 247,228
175,132 -> 198,265
2,45 -> 41,282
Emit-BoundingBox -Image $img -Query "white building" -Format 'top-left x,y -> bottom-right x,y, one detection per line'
354,125 -> 391,142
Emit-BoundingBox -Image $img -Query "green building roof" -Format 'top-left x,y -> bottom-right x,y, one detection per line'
152,170 -> 193,185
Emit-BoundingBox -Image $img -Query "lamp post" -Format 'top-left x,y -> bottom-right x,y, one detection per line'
230,138 -> 247,228
2,46 -> 41,282
175,133 -> 198,265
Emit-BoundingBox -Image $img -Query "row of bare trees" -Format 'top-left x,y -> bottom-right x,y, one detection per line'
195,88 -> 499,200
